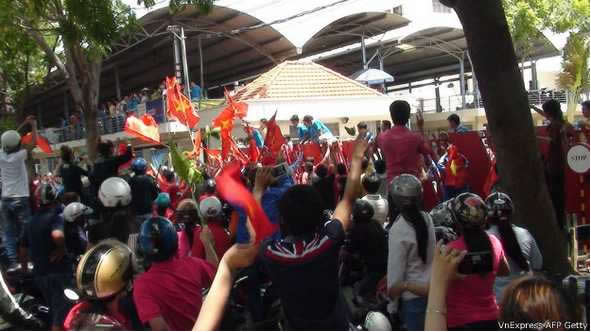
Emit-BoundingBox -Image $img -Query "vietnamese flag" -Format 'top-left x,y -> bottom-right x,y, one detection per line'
216,161 -> 276,243
262,112 -> 285,164
213,103 -> 237,161
165,77 -> 200,129
224,89 -> 249,119
124,114 -> 160,145
21,132 -> 53,154
483,159 -> 500,196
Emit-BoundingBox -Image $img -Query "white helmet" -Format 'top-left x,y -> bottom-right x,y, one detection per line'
364,311 -> 392,331
64,202 -> 94,222
1,130 -> 21,152
199,196 -> 222,218
99,177 -> 132,208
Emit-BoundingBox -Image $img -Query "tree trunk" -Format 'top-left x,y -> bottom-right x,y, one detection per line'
441,0 -> 572,274
566,91 -> 578,123
83,60 -> 102,163
63,43 -> 102,163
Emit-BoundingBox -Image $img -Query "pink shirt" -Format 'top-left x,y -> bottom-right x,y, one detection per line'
446,234 -> 505,328
377,126 -> 431,182
133,256 -> 215,330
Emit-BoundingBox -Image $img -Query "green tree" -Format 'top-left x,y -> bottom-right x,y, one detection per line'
0,22 -> 48,119
503,0 -> 590,120
0,0 -> 213,161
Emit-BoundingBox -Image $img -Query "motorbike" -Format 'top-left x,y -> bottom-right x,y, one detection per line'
221,269 -> 282,330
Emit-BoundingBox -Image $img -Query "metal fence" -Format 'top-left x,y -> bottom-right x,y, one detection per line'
418,89 -> 569,113
44,98 -> 167,144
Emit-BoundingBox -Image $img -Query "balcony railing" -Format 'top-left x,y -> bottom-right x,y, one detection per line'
43,98 -> 169,144
417,89 -> 569,113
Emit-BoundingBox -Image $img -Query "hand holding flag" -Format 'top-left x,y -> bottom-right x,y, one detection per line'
216,162 -> 276,243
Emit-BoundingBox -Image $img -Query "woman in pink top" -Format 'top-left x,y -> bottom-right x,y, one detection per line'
445,193 -> 510,330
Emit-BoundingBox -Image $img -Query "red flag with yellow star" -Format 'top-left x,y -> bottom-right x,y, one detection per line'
165,77 -> 200,128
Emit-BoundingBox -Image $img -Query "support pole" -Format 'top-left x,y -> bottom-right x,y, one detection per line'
465,50 -> 480,108
361,35 -> 367,70
531,60 -> 538,91
180,27 -> 191,99
435,78 -> 442,113
460,52 -> 466,109
114,66 -> 121,100
171,26 -> 183,87
198,35 -> 205,99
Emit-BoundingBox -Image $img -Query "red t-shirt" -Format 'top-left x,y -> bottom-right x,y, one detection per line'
133,256 -> 215,330
446,234 -> 505,327
177,223 -> 232,259
377,126 -> 431,182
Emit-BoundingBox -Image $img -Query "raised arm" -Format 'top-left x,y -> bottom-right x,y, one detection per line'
193,230 -> 259,330
425,241 -> 467,331
200,226 -> 220,267
333,139 -> 368,232
529,104 -> 546,118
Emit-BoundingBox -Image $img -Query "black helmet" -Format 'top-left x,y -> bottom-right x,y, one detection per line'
447,192 -> 487,229
138,217 -> 178,262
485,192 -> 513,220
204,178 -> 216,195
353,199 -> 374,222
36,182 -> 58,205
161,167 -> 175,182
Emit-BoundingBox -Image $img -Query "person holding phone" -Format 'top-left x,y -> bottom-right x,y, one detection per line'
445,193 -> 510,330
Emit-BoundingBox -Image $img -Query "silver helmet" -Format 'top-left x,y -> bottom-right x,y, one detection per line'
389,174 -> 423,210
98,177 -> 132,208
364,311 -> 392,331
1,130 -> 21,153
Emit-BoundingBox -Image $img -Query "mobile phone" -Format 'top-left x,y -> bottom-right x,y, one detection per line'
272,162 -> 289,178
458,250 -> 493,275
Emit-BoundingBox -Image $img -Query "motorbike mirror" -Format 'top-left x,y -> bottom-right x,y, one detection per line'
64,288 -> 80,301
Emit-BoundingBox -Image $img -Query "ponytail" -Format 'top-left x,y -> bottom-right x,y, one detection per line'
402,206 -> 429,264
495,219 -> 529,271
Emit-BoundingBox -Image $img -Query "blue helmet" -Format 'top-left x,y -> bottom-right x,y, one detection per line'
131,158 -> 148,174
138,216 -> 178,262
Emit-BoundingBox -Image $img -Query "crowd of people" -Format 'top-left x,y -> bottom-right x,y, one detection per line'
55,81 -> 203,139
0,97 -> 587,331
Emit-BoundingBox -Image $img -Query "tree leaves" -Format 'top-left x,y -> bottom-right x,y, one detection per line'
503,0 -> 590,59
556,32 -> 589,94
170,141 -> 204,193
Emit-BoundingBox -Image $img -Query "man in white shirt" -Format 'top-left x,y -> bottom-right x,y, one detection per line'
0,116 -> 37,272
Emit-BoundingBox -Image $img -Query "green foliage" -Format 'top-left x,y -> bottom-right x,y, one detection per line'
170,141 -> 204,193
557,32 -> 589,95
0,116 -> 17,134
503,0 -> 590,59
139,0 -> 214,13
